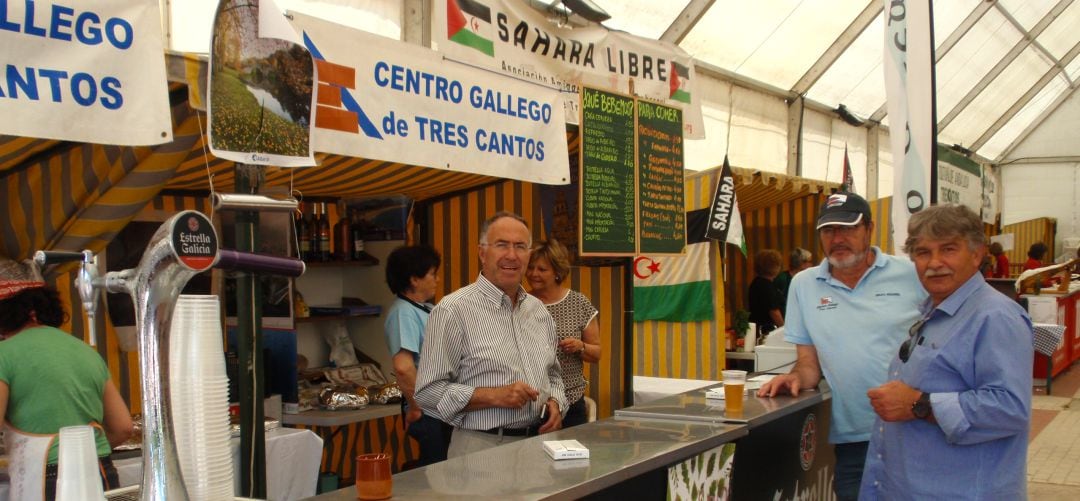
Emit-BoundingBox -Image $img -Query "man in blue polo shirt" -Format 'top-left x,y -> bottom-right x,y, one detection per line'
758,192 -> 925,501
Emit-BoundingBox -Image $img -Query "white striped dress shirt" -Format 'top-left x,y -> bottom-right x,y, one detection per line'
415,274 -> 567,431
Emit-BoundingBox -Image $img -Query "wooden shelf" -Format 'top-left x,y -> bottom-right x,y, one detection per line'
295,312 -> 380,323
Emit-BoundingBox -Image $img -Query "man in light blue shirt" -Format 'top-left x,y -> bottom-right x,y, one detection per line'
758,192 -> 926,501
860,204 -> 1032,500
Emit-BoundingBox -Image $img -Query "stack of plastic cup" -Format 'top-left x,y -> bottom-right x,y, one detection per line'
56,425 -> 106,501
168,295 -> 234,500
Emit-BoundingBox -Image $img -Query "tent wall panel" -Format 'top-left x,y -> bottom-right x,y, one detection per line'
295,414 -> 418,479
421,180 -> 626,419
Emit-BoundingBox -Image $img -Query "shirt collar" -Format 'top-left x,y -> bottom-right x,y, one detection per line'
475,273 -> 526,307
922,271 -> 984,317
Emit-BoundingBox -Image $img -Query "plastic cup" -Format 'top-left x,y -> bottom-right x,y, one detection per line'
722,370 -> 748,416
355,453 -> 392,500
56,425 -> 105,501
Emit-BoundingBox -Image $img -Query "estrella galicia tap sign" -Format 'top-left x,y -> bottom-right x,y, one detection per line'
0,0 -> 172,145
171,211 -> 218,272
289,12 -> 569,185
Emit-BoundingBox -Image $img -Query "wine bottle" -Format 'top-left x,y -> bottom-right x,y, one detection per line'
299,203 -> 313,261
318,202 -> 331,262
334,201 -> 353,261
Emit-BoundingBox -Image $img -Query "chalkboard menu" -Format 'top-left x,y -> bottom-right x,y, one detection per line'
579,87 -> 636,255
637,101 -> 685,254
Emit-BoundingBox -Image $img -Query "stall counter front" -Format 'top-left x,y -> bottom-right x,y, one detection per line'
304,417 -> 745,500
615,380 -> 835,499
1024,286 -> 1080,379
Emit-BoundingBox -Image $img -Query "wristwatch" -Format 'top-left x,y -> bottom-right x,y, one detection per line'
912,392 -> 932,419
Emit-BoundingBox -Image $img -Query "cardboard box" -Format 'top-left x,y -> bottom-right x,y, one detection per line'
543,439 -> 589,460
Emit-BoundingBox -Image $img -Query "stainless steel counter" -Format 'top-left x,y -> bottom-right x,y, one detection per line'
614,382 -> 830,428
304,417 -> 745,500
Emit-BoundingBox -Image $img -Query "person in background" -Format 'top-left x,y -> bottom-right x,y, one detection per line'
989,241 -> 1009,278
757,192 -> 926,501
1024,242 -> 1049,272
0,257 -> 135,501
748,249 -> 785,336
383,245 -> 451,468
979,254 -> 994,278
860,204 -> 1032,500
773,247 -> 813,315
415,212 -> 565,457
526,239 -> 601,428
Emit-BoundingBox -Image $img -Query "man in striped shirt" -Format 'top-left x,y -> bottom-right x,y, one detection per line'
415,212 -> 566,457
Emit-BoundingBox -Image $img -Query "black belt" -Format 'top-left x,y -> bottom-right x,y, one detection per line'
480,423 -> 541,437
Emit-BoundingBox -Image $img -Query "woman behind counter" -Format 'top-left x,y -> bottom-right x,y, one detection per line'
383,245 -> 452,468
0,257 -> 134,501
526,240 -> 600,428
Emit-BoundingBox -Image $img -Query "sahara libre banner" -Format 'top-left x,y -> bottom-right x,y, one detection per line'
290,13 -> 569,185
434,0 -> 704,139
0,0 -> 172,145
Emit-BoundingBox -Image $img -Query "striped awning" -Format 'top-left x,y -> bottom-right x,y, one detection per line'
686,165 -> 840,213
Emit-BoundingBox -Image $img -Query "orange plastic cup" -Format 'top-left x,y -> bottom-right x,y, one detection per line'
355,453 -> 392,500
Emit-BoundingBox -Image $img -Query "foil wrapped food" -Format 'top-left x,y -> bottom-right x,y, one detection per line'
319,385 -> 368,410
368,383 -> 402,404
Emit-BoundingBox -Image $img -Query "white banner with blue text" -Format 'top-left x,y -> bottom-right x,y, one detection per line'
433,0 -> 703,139
290,12 -> 569,184
0,0 -> 172,145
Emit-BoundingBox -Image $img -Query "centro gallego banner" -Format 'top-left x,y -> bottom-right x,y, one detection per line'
0,0 -> 172,145
435,0 -> 704,139
290,12 -> 569,185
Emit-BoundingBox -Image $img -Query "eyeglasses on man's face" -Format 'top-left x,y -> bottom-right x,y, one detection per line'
819,225 -> 861,239
898,318 -> 927,363
482,241 -> 531,254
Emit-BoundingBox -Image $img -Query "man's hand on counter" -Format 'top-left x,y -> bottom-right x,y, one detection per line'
757,373 -> 804,397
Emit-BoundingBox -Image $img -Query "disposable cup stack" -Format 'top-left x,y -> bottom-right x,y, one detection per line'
168,295 -> 234,500
56,425 -> 106,501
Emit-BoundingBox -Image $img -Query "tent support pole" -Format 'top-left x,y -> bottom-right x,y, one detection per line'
235,163 -> 267,499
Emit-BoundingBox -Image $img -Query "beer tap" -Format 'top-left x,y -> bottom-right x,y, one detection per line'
33,249 -> 102,346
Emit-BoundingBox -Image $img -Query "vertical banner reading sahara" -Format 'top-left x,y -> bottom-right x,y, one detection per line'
209,0 -> 316,167
288,13 -> 568,184
580,87 -> 635,255
435,0 -> 704,139
0,0 -> 172,145
637,101 -> 685,255
884,0 -> 936,255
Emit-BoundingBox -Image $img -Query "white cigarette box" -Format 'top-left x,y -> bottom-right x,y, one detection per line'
543,439 -> 590,460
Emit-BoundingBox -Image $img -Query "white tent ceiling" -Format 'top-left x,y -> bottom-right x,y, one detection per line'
164,0 -> 1080,168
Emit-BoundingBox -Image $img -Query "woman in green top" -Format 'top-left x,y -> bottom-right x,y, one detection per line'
0,257 -> 134,500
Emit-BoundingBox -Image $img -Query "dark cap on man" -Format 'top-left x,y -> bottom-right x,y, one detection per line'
816,192 -> 872,230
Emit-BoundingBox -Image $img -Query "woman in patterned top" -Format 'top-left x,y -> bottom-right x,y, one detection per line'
526,239 -> 601,428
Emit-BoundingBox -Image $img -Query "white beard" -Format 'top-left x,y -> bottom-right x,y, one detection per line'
828,249 -> 867,270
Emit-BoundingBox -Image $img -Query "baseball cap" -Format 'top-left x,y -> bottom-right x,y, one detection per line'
0,257 -> 45,301
816,192 -> 871,230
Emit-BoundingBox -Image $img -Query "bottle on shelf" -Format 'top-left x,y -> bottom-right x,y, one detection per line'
317,202 -> 331,262
299,203 -> 314,261
333,201 -> 353,261
351,212 -> 379,265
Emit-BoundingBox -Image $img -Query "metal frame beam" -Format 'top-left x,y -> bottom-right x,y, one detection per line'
971,39 -> 1080,152
997,77 -> 1080,162
791,0 -> 882,96
402,0 -> 430,47
938,0 -> 1072,132
660,0 -> 714,45
870,0 -> 995,123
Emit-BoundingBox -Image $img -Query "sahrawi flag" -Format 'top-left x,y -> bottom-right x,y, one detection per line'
704,155 -> 747,254
669,62 -> 691,104
634,210 -> 713,322
447,0 -> 494,56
